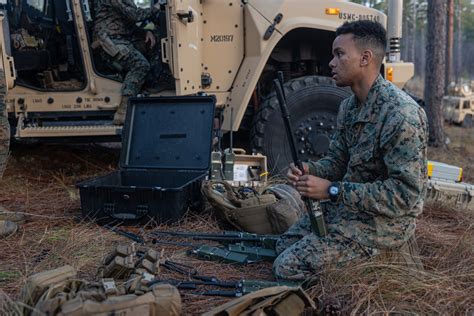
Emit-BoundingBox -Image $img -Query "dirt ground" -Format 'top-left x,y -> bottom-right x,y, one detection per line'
0,125 -> 473,315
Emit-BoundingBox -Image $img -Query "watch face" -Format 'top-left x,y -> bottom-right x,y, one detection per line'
329,186 -> 339,196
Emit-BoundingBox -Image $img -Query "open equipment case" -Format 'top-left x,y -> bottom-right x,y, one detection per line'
77,96 -> 216,224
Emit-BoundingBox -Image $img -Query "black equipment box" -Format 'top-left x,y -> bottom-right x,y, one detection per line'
77,96 -> 215,224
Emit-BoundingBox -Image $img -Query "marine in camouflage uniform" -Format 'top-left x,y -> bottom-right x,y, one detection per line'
273,21 -> 428,280
94,0 -> 160,123
0,71 -> 8,179
0,71 -> 19,238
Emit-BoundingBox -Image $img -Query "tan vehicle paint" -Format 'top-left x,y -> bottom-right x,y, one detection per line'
0,0 -> 412,139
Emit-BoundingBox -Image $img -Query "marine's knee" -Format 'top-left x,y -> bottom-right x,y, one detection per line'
134,60 -> 150,74
275,238 -> 287,255
272,251 -> 306,281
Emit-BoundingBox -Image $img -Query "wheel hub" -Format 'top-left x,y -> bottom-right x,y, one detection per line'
294,114 -> 336,160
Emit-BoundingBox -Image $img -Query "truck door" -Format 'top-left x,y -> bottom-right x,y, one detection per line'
0,8 -> 15,177
164,0 -> 202,95
0,10 -> 16,92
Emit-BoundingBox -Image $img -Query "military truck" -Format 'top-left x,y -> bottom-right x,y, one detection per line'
0,0 -> 413,173
443,83 -> 473,128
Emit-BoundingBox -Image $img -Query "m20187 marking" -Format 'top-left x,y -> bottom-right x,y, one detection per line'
210,35 -> 234,43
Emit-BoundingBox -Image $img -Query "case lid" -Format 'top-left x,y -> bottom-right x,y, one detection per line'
120,96 -> 216,171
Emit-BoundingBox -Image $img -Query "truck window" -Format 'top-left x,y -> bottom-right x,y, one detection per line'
463,100 -> 470,109
8,0 -> 86,91
26,0 -> 44,12
134,0 -> 151,9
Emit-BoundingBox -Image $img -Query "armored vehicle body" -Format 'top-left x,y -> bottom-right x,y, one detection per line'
0,0 -> 413,173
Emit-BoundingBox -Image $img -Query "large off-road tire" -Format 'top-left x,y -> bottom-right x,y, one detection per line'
251,76 -> 351,175
462,114 -> 473,128
0,69 -> 9,178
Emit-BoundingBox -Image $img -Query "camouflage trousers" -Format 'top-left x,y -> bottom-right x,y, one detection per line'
273,214 -> 380,280
106,37 -> 161,96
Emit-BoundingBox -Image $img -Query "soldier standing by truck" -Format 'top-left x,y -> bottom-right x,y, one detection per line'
0,77 -> 25,237
274,21 -> 428,280
93,0 -> 160,125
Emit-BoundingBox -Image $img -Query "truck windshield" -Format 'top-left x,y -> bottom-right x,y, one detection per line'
134,0 -> 151,9
26,0 -> 44,12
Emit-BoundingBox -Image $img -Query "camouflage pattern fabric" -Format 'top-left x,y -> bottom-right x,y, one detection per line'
306,75 -> 428,249
94,0 -> 158,38
94,0 -> 160,96
0,71 -> 9,179
273,214 -> 379,280
274,75 -> 428,279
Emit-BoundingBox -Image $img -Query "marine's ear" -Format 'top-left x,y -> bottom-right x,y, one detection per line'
360,49 -> 374,67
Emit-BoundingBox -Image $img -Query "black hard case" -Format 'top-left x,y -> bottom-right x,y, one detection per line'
77,96 -> 215,224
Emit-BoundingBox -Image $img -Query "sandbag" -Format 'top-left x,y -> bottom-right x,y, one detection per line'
202,181 -> 303,234
58,284 -> 181,316
202,286 -> 317,316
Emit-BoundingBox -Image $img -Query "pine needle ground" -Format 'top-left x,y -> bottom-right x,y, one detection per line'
0,125 -> 473,314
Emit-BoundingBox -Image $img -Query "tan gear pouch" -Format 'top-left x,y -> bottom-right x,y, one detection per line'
32,279 -> 98,316
264,183 -> 305,234
95,33 -> 120,57
95,33 -> 129,59
203,181 -> 278,234
20,265 -> 76,314
203,181 -> 303,234
116,44 -> 130,60
225,194 -> 278,234
266,198 -> 299,234
58,284 -> 181,316
202,286 -> 317,316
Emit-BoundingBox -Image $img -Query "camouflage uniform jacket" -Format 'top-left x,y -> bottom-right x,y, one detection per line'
308,75 -> 428,249
94,0 -> 159,39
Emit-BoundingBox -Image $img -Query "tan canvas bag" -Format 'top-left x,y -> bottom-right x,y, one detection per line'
20,265 -> 77,314
202,286 -> 317,316
58,284 -> 181,316
202,181 -> 303,234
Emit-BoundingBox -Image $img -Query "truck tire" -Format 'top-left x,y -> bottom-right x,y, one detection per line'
251,76 -> 351,175
0,69 -> 9,178
462,115 -> 473,128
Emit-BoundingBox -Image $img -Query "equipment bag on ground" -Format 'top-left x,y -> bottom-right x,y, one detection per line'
202,181 -> 304,235
202,285 -> 318,316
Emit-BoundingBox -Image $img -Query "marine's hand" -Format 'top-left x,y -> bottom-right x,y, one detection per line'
287,162 -> 309,185
145,31 -> 156,49
296,175 -> 331,200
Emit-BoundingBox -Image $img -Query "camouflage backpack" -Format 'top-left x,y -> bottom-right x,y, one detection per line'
202,181 -> 304,234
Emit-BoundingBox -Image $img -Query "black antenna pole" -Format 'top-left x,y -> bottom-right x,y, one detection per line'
273,71 -> 327,236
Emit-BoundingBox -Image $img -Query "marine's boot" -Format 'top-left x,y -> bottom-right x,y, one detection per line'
0,220 -> 18,238
113,96 -> 129,125
0,206 -> 26,224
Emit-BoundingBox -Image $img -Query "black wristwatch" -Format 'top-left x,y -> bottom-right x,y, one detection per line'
328,182 -> 341,202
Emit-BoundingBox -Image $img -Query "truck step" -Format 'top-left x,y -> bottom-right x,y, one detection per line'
16,124 -> 122,138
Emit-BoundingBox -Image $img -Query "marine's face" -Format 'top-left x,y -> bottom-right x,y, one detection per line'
329,34 -> 362,87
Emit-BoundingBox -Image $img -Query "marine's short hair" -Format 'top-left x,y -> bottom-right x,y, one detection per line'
336,20 -> 387,65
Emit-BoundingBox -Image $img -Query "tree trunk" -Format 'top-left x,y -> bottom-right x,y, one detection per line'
402,7 -> 408,61
424,0 -> 446,147
445,0 -> 454,91
407,0 -> 416,63
455,0 -> 462,81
